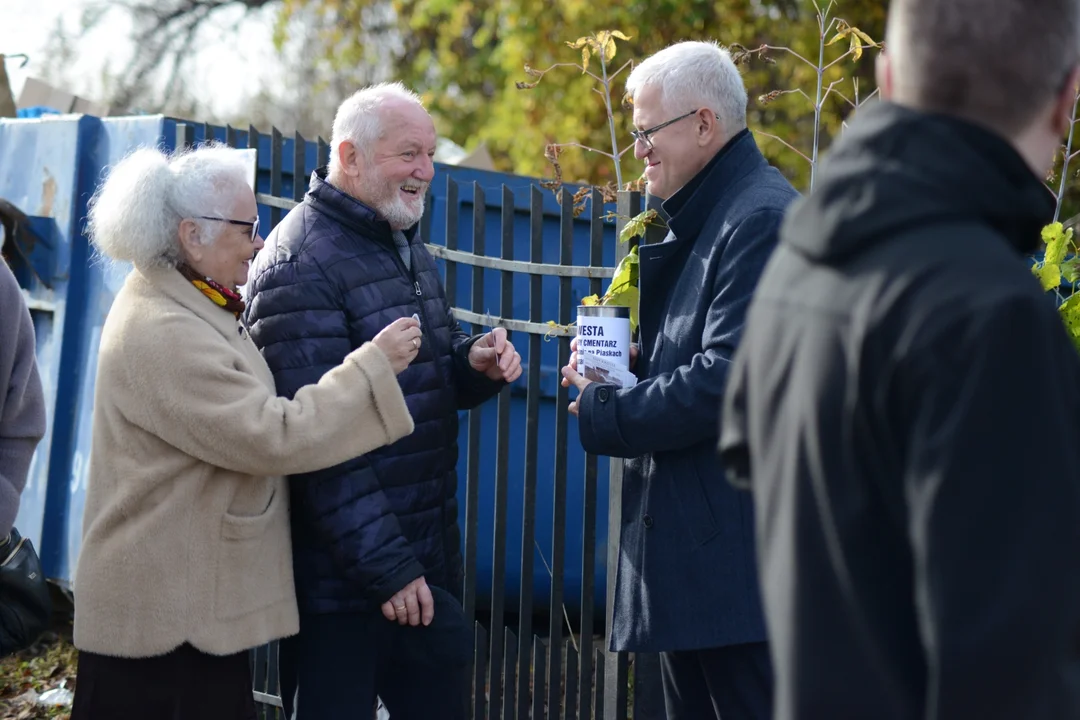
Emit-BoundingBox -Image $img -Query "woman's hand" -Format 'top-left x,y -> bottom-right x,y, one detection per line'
373,317 -> 422,374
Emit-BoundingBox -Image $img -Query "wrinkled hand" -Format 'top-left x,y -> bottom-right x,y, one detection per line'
562,338 -> 638,387
561,362 -> 593,416
381,576 -> 435,627
468,327 -> 523,382
373,317 -> 422,374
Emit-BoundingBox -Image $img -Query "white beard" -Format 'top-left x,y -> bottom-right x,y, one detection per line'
377,191 -> 426,231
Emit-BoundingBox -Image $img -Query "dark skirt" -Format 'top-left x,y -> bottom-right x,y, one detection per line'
71,642 -> 258,720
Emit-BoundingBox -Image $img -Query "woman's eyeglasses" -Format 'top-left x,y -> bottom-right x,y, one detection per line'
196,215 -> 260,243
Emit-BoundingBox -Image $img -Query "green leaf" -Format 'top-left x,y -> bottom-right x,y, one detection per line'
1035,262 -> 1063,291
619,208 -> 658,243
1060,294 -> 1080,354
605,285 -> 639,334
581,294 -> 600,306
1043,222 -> 1069,265
1063,258 -> 1080,284
605,245 -> 639,297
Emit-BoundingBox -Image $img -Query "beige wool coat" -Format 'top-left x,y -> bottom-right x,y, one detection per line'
72,265 -> 414,658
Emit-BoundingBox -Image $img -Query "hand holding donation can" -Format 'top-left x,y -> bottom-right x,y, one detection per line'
575,305 -> 637,388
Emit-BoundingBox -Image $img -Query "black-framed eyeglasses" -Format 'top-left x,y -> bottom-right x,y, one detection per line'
195,215 -> 260,243
630,109 -> 721,150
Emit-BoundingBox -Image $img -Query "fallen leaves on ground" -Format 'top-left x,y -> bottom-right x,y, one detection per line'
0,633 -> 77,720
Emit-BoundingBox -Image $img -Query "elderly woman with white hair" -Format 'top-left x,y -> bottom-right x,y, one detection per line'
69,143 -> 422,720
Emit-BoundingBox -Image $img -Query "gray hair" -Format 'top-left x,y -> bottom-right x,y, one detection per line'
87,143 -> 250,268
626,41 -> 748,136
329,82 -> 426,175
887,0 -> 1080,136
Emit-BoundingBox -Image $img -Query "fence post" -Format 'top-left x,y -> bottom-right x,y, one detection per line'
603,191 -> 640,720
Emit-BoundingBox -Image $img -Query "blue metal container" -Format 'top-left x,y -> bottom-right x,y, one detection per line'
0,113 -> 617,616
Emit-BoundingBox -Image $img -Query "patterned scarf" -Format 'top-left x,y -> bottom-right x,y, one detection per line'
177,264 -> 246,318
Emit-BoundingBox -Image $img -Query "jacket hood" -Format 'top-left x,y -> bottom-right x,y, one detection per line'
782,101 -> 1056,262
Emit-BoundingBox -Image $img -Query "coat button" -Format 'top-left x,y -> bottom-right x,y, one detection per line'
643,514 -> 653,528
597,387 -> 610,403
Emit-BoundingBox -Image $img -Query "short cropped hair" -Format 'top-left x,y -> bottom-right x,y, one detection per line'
887,0 -> 1080,135
87,143 -> 250,268
329,82 -> 426,175
626,41 -> 748,136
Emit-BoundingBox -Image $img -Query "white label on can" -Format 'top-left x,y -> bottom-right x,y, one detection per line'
576,314 -> 631,382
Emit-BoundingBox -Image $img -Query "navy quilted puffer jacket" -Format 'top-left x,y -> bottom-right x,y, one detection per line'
244,169 -> 501,614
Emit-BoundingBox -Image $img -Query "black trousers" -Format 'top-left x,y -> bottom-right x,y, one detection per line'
281,608 -> 469,720
71,643 -> 257,720
659,641 -> 773,720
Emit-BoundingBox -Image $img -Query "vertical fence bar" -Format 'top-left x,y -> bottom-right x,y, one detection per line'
464,182 -> 486,717
317,137 -> 330,169
475,623 -> 490,720
293,131 -> 307,202
488,185 -> 514,720
225,124 -> 238,148
175,123 -> 194,150
603,192 -> 640,720
565,642 -> 579,720
532,637 -> 548,720
445,178 -> 460,309
269,127 -> 283,229
503,628 -> 518,720
247,124 -> 259,152
547,195 -> 574,718
517,186 -> 544,720
578,188 -> 605,720
593,650 -> 605,720
200,121 -> 212,144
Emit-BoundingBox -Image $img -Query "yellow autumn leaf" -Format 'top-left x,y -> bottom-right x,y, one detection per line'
850,33 -> 862,61
853,27 -> 877,48
566,37 -> 589,49
581,294 -> 601,306
827,22 -> 851,46
581,46 -> 591,73
604,37 -> 617,62
610,30 -> 632,41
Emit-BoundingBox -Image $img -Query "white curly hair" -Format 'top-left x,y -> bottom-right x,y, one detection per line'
87,142 -> 252,268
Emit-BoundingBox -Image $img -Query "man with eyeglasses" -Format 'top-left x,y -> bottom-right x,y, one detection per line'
561,40 -> 797,720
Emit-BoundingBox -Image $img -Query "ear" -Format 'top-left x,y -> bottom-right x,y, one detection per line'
177,219 -> 204,263
697,108 -> 722,147
336,140 -> 364,178
876,51 -> 894,100
1052,66 -> 1080,137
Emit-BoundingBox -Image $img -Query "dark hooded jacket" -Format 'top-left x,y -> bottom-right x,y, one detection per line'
721,101 -> 1080,720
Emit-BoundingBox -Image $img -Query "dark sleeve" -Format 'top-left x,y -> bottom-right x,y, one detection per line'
902,295 -> 1080,718
578,209 -> 781,458
245,259 -> 424,603
445,303 -> 505,410
0,264 -> 45,539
